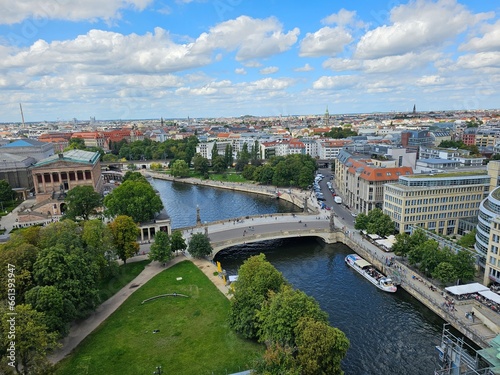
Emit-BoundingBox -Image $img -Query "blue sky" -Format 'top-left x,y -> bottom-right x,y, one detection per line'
0,0 -> 499,122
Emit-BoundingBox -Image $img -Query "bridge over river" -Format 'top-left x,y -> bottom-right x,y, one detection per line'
179,212 -> 337,255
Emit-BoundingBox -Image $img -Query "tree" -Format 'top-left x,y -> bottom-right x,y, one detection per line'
66,137 -> 86,150
33,244 -> 99,319
258,284 -> 328,347
452,250 -> 476,283
457,230 -> 476,248
63,185 -> 102,221
82,219 -> 115,278
224,144 -> 234,167
171,159 -> 189,177
253,343 -> 300,375
432,262 -> 457,284
149,231 -> 172,264
212,155 -> 227,174
187,233 -> 212,258
392,232 -> 411,257
295,317 -> 349,375
122,171 -> 148,183
0,180 -> 15,203
104,180 -> 164,223
211,142 -> 219,161
25,285 -> 72,335
354,213 -> 369,231
170,230 -> 187,254
0,304 -> 59,375
108,215 -> 140,264
229,254 -> 286,339
192,154 -> 210,177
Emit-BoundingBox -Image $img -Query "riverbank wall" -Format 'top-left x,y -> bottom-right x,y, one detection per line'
146,172 -> 317,213
336,231 -> 496,349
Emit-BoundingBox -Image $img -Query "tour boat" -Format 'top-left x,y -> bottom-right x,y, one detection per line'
345,254 -> 397,293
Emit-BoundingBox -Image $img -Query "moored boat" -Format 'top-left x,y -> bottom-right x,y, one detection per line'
345,254 -> 397,293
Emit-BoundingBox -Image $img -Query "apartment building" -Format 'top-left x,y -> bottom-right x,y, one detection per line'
384,171 -> 491,235
335,149 -> 412,214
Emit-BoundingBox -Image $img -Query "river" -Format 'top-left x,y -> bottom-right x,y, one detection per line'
154,179 -> 444,374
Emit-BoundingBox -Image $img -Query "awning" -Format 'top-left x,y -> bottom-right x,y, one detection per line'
445,283 -> 489,296
355,259 -> 372,268
479,290 -> 500,305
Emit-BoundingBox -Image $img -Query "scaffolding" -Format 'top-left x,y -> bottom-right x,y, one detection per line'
435,324 -> 494,375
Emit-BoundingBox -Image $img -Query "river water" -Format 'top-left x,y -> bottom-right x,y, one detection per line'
154,179 -> 444,374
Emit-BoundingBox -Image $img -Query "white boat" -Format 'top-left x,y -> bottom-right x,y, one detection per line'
345,254 -> 397,293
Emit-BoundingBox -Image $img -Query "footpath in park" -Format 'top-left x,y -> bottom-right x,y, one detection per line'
49,253 -> 231,364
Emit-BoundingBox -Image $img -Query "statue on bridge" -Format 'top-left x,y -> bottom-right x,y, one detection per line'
329,213 -> 335,232
303,197 -> 308,213
196,205 -> 201,227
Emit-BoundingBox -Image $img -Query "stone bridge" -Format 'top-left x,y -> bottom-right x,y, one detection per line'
180,213 -> 341,256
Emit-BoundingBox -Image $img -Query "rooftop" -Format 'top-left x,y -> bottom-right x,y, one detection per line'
34,150 -> 100,167
405,170 -> 487,178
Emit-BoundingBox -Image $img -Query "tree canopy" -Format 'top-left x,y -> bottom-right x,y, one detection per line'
62,185 -> 102,221
229,254 -> 286,339
108,215 -> 140,264
187,233 -> 213,258
170,159 -> 190,177
104,179 -> 164,223
0,180 -> 16,203
354,208 -> 395,237
149,231 -> 173,264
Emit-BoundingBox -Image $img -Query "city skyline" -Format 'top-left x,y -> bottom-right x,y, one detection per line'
0,0 -> 499,122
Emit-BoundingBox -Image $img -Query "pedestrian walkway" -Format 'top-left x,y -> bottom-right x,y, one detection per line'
348,229 -> 500,348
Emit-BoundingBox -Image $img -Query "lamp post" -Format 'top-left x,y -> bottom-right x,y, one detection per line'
153,365 -> 162,375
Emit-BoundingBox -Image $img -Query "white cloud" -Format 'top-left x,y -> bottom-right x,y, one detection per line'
242,60 -> 263,68
299,26 -> 352,57
416,75 -> 445,86
192,16 -> 299,61
456,52 -> 500,69
355,0 -> 492,59
363,51 -> 440,73
0,0 -> 153,24
260,66 -> 279,75
322,58 -> 362,71
460,19 -> 500,52
294,63 -> 314,72
321,8 -> 365,28
235,68 -> 246,75
312,75 -> 358,90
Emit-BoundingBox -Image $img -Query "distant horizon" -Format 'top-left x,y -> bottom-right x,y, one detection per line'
1,0 -> 499,122
2,106 -> 500,126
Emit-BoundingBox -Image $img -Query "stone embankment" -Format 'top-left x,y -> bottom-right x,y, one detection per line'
145,171 -> 316,213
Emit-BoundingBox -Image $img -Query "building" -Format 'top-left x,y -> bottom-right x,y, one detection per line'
30,150 -> 103,216
419,146 -> 485,166
476,186 -> 500,285
0,139 -> 55,162
71,131 -> 108,150
335,149 -> 413,214
384,171 -> 493,235
0,154 -> 36,199
38,132 -> 72,152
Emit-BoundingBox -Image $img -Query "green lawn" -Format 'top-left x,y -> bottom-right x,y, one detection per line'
97,260 -> 151,303
55,261 -> 263,375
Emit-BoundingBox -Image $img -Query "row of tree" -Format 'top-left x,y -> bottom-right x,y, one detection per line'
229,254 -> 349,374
392,228 -> 476,284
354,208 -> 395,237
0,214 -> 145,373
63,171 -> 164,226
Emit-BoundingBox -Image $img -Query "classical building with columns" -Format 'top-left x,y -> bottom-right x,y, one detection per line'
30,150 -> 103,216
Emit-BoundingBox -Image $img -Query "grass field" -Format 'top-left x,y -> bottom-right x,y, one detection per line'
97,260 -> 151,303
55,261 -> 263,375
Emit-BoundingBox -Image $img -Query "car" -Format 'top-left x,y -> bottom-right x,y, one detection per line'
351,212 -> 358,217
317,197 -> 326,201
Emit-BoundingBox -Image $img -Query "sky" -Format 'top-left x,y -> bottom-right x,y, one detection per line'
0,0 -> 499,122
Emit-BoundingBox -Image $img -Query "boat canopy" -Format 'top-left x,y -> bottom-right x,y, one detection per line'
355,259 -> 372,268
445,282 -> 489,296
